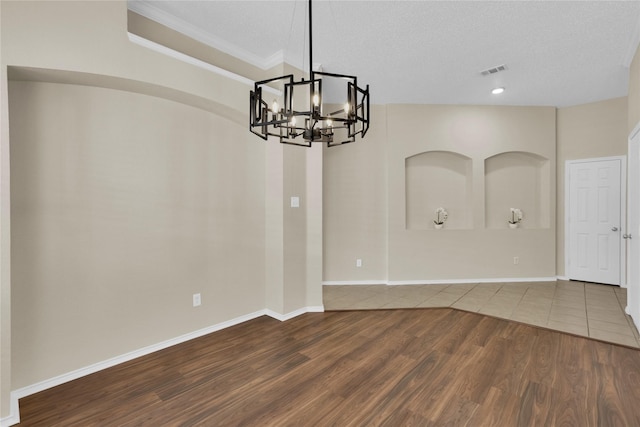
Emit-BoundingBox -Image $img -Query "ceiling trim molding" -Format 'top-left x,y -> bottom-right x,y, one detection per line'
623,13 -> 640,67
263,51 -> 286,70
128,0 -> 280,71
127,32 -> 280,96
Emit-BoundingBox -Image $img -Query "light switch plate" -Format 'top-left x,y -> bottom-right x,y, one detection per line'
291,196 -> 300,208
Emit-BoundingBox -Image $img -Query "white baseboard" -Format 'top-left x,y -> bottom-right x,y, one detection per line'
266,305 -> 324,321
0,413 -> 19,427
556,276 -> 570,281
1,305 -> 324,427
389,277 -> 557,285
323,277 -> 557,286
322,280 -> 387,286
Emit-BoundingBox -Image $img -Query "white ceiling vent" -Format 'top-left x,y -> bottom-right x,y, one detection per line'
480,64 -> 508,76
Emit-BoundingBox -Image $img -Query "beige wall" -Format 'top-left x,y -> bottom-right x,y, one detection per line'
556,97 -> 628,277
127,10 -> 272,84
1,1 -> 249,120
629,45 -> 640,134
1,1 -> 322,420
324,105 -> 558,282
306,144 -> 323,305
283,145 -> 308,312
262,62 -> 323,316
0,1 -> 11,417
387,105 -> 556,281
323,105 -> 388,282
265,140 -> 321,314
325,101 -> 630,284
9,80 -> 266,387
0,0 -> 634,422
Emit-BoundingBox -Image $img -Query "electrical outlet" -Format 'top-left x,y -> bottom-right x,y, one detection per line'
193,293 -> 201,307
356,259 -> 362,267
513,257 -> 519,265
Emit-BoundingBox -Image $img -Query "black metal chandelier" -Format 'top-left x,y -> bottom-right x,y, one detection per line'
249,0 -> 370,147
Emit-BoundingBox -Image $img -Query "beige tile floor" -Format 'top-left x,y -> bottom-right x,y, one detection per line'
323,280 -> 640,348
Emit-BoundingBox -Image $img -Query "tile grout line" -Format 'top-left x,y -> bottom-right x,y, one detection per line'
585,283 -> 637,345
443,283 -> 476,309
482,282 -> 511,317
542,282 -> 558,326
322,282 -> 638,348
615,288 -> 640,346
464,282 -> 503,313
549,282 -> 561,327
507,285 -> 529,322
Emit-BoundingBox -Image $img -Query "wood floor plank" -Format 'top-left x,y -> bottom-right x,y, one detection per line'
594,364 -> 633,426
517,381 -> 553,426
377,407 -> 431,427
550,334 -> 599,426
465,314 -> 509,347
525,328 -> 561,388
469,386 -> 521,426
351,349 -> 449,425
17,309 -> 640,426
492,323 -> 538,396
448,334 -> 506,405
610,348 -> 640,426
432,394 -> 479,426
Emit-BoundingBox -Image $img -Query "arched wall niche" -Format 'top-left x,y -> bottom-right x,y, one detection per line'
405,150 -> 472,230
484,151 -> 550,229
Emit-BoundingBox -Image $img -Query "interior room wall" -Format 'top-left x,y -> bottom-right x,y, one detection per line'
629,45 -> 640,134
323,105 -> 388,282
305,144 -> 323,305
1,1 -> 322,420
126,10 -> 271,84
9,80 -> 266,388
0,0 -> 635,422
0,1 -> 11,415
556,97 -> 628,278
262,62 -> 323,316
324,104 -> 557,283
628,44 -> 640,332
283,145 -> 309,312
387,105 -> 556,281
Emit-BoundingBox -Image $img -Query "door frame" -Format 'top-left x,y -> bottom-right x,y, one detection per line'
627,122 -> 640,327
564,156 -> 627,286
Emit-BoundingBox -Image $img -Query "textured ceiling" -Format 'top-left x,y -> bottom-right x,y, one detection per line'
129,1 -> 640,107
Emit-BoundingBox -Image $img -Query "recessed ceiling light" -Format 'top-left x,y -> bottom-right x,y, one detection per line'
492,87 -> 505,95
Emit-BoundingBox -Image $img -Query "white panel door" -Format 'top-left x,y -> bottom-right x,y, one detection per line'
568,159 -> 622,285
628,131 -> 640,328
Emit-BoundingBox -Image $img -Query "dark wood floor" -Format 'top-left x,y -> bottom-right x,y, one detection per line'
18,308 -> 640,426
